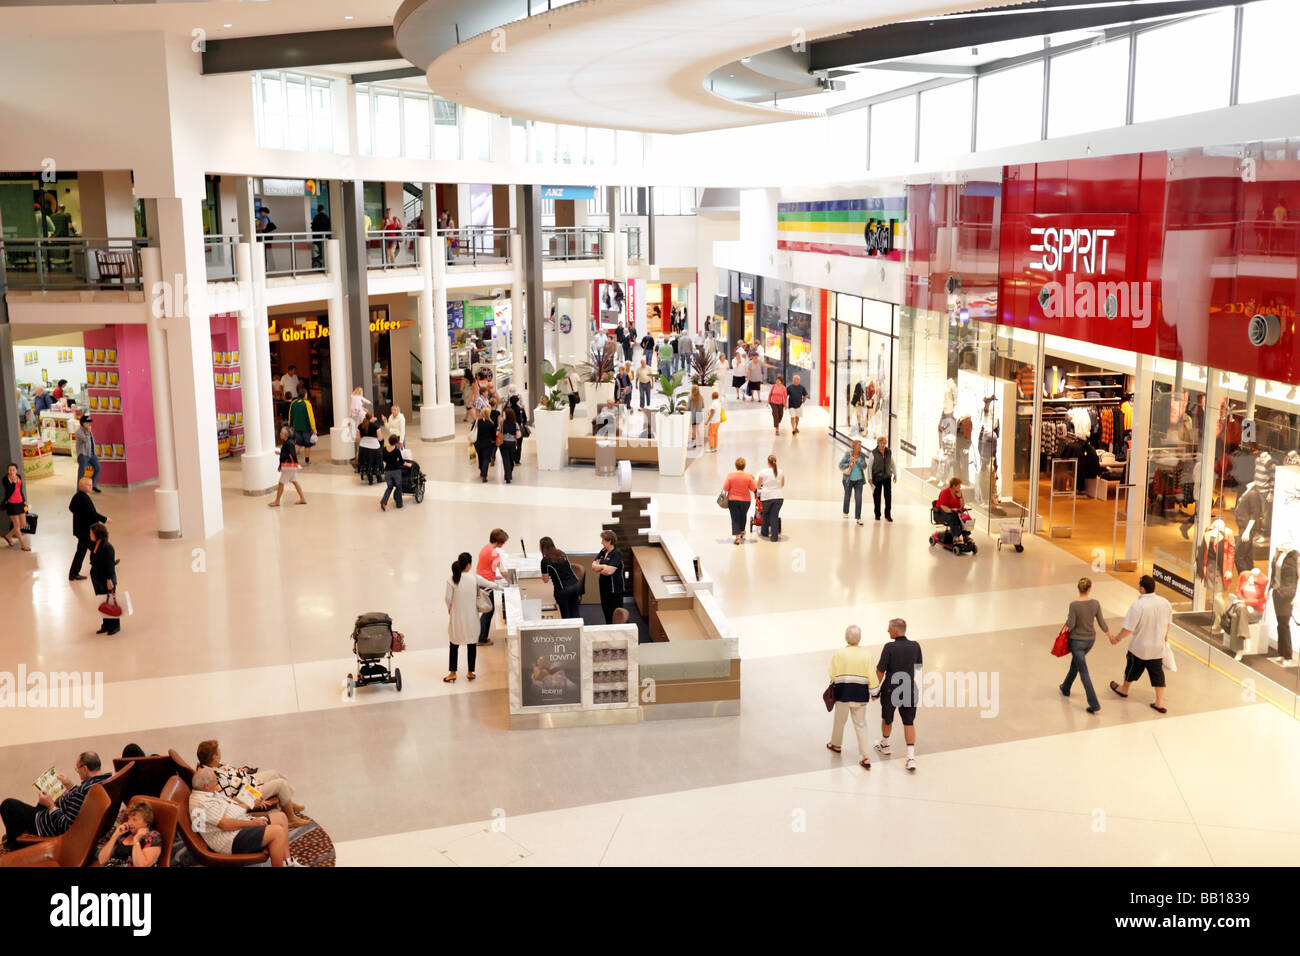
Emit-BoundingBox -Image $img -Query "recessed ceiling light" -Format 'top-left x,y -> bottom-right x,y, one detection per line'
344,15 -> 353,19
223,23 -> 232,28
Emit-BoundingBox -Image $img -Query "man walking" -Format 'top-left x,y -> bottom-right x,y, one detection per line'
636,359 -> 654,409
74,414 -> 101,492
869,435 -> 897,522
68,476 -> 107,581
1109,574 -> 1173,713
658,336 -> 674,375
875,618 -> 921,772
640,330 -> 655,367
310,203 -> 330,268
826,625 -> 878,770
786,374 -> 808,435
677,329 -> 693,373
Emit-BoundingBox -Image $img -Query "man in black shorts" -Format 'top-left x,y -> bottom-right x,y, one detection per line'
875,617 -> 921,772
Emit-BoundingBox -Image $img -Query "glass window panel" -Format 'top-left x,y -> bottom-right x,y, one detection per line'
827,110 -> 868,168
1133,11 -> 1233,122
556,124 -> 584,164
977,61 -> 1044,150
403,94 -> 430,159
836,293 -> 863,326
863,298 -> 892,335
355,89 -> 371,155
587,127 -> 615,166
510,118 -> 529,163
284,75 -> 308,151
1048,37 -> 1129,138
374,90 -> 400,157
918,80 -> 972,162
869,95 -> 916,170
260,74 -> 285,149
680,187 -> 697,215
310,80 -> 332,152
433,98 -> 459,160
533,122 -> 555,163
1238,0 -> 1300,104
464,108 -> 493,161
616,130 -> 642,167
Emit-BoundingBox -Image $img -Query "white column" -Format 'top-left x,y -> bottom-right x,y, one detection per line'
510,232 -> 526,402
324,239 -> 354,460
234,242 -> 277,493
420,236 -> 455,440
141,247 -> 181,538
1125,353 -> 1152,561
153,196 -> 223,539
250,251 -> 276,457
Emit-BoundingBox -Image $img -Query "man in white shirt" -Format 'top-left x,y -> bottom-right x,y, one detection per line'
279,365 -> 300,401
1109,574 -> 1173,713
188,767 -> 298,866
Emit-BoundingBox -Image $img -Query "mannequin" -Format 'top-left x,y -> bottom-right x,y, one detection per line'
1269,545 -> 1299,666
1234,481 -> 1271,572
977,394 -> 1000,506
1196,519 -> 1234,632
943,378 -> 957,416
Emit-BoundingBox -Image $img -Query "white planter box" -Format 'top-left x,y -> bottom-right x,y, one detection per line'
657,412 -> 688,477
533,406 -> 570,471
582,381 -> 615,420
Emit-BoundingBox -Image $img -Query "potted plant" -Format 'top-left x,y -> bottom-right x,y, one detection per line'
580,350 -> 617,418
654,369 -> 689,477
534,361 -> 571,471
689,347 -> 718,388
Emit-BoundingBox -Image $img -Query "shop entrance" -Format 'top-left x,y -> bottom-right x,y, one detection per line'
827,293 -> 895,447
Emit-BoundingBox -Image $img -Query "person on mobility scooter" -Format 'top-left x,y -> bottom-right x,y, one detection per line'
931,476 -> 977,555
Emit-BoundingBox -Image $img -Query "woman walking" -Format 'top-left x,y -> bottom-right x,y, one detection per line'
506,387 -> 528,467
88,521 -> 119,635
721,457 -> 757,545
382,208 -> 401,263
540,536 -> 582,619
269,427 -> 306,507
474,398 -> 501,483
379,434 -> 411,511
757,454 -> 785,541
746,348 -> 763,402
731,352 -> 747,401
769,375 -> 788,434
3,462 -> 32,551
689,386 -> 706,448
498,404 -> 521,484
706,389 -> 722,452
444,552 -> 493,682
1060,577 -> 1111,714
840,439 -> 868,524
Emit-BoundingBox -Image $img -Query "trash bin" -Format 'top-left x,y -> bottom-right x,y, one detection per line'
595,440 -> 617,477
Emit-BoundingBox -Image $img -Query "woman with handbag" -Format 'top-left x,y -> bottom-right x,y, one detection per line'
839,440 -> 868,524
499,405 -> 522,484
474,399 -> 502,483
720,457 -> 757,545
1059,577 -> 1111,714
506,388 -> 529,467
3,462 -> 32,551
445,552 -> 496,682
88,521 -> 119,635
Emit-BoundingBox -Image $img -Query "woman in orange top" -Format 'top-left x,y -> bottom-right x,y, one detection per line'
721,457 -> 757,545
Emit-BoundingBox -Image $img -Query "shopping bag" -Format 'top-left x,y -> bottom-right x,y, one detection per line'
1051,624 -> 1070,657
476,587 -> 494,614
120,590 -> 133,616
22,511 -> 38,535
1161,642 -> 1177,673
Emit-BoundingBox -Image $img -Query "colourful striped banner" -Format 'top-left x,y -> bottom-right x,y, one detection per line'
777,198 -> 907,260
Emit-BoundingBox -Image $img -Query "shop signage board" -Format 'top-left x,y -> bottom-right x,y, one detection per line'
777,196 -> 907,261
1152,555 -> 1195,600
261,178 -> 307,197
541,186 -> 596,200
464,305 -> 493,329
520,624 -> 583,708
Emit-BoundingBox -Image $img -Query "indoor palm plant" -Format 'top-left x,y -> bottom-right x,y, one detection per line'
689,347 -> 718,387
534,360 -> 572,470
654,369 -> 690,477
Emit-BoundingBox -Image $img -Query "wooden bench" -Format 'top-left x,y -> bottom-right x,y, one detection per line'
568,434 -> 658,465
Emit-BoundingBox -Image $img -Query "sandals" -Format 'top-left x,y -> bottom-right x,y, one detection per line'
859,758 -> 871,770
825,743 -> 841,754
1109,681 -> 1128,699
442,673 -> 457,683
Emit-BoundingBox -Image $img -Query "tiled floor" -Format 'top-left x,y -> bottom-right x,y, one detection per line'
2,401 -> 1296,865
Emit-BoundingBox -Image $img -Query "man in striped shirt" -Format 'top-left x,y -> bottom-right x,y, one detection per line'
826,626 -> 879,770
1,751 -> 110,849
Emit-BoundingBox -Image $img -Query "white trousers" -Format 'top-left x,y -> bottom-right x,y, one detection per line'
830,701 -> 870,755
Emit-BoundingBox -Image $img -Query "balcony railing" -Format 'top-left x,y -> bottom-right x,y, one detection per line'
437,226 -> 513,266
257,231 -> 331,278
367,229 -> 423,270
205,234 -> 239,282
2,237 -> 150,292
543,226 -> 604,261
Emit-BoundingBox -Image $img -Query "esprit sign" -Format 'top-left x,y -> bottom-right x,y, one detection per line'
1029,226 -> 1116,275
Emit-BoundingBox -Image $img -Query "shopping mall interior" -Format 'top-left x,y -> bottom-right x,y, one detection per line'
2,0 -> 1300,896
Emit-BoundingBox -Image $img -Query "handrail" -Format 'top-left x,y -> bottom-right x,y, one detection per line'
257,230 -> 331,278
434,225 -> 513,266
366,227 -> 423,270
2,236 -> 150,291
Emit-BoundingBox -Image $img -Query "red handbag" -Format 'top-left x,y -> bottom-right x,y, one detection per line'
1051,624 -> 1070,657
98,593 -> 122,617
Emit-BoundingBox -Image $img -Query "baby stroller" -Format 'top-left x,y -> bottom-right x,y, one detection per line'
400,454 -> 427,503
749,497 -> 781,537
929,500 -> 978,555
346,612 -> 404,698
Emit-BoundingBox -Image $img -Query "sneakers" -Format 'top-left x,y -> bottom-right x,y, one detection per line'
284,858 -> 306,867
874,741 -> 891,756
905,757 -> 917,773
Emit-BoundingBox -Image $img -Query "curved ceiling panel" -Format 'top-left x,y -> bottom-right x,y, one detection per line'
406,0 -> 1031,134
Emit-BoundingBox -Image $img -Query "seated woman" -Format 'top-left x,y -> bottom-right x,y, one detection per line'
539,536 -> 582,619
195,739 -> 310,828
96,799 -> 163,867
936,476 -> 970,541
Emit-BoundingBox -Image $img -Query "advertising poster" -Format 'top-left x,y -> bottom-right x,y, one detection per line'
789,335 -> 812,368
521,625 -> 582,707
763,329 -> 782,361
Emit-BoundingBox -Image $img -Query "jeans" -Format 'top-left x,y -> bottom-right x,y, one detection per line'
478,590 -> 495,643
449,642 -> 477,672
381,469 -> 404,507
77,453 -> 101,488
760,498 -> 783,539
727,499 -> 750,535
842,478 -> 864,519
872,480 -> 892,519
639,382 -> 652,408
1062,638 -> 1100,709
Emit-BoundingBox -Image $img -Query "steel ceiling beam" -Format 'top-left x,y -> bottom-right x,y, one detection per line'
201,26 -> 398,75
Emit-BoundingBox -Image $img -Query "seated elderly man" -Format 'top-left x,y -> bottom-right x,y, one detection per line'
1,751 -> 111,850
592,400 -> 619,437
188,767 -> 300,867
195,739 -> 309,828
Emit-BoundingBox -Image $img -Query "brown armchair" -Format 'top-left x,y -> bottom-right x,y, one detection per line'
0,786 -> 112,868
113,754 -> 182,798
166,749 -> 195,788
160,775 -> 269,867
105,795 -> 178,868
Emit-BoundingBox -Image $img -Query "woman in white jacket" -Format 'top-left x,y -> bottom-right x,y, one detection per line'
383,404 -> 407,447
445,551 -> 498,683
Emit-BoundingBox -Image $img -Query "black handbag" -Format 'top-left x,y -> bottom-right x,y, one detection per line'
23,511 -> 38,535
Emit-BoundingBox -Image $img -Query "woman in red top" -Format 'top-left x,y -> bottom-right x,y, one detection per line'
3,462 -> 31,551
936,477 -> 968,541
382,208 -> 402,264
721,457 -> 757,545
768,376 -> 788,435
476,529 -> 508,645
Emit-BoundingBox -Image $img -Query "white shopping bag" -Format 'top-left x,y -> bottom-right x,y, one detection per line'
120,590 -> 134,616
1161,642 -> 1177,673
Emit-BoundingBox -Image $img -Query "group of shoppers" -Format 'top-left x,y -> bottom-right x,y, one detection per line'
826,620 -> 922,772
471,385 -> 528,483
839,436 -> 896,524
721,455 -> 784,544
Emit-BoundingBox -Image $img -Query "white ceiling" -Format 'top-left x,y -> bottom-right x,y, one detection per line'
420,0 -> 1035,134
